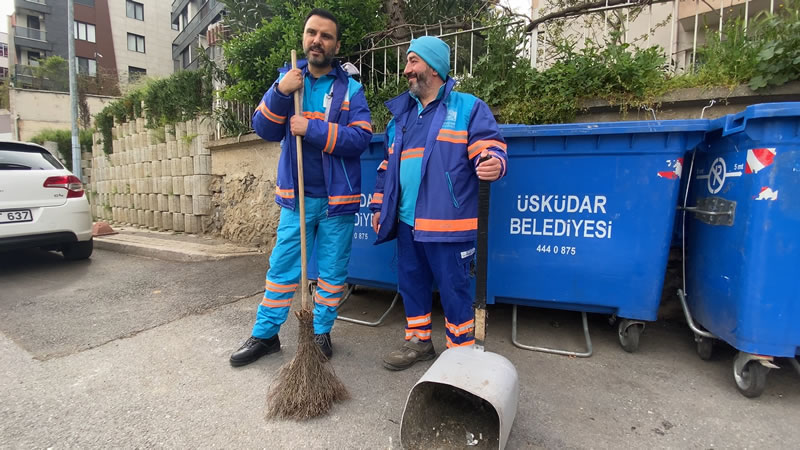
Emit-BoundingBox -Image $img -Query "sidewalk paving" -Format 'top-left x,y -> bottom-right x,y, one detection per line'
93,225 -> 264,262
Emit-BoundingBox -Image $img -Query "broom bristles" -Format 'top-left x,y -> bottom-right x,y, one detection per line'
266,309 -> 349,420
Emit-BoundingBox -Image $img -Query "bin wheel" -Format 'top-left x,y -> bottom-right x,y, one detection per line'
696,337 -> 714,360
618,320 -> 643,353
734,356 -> 769,398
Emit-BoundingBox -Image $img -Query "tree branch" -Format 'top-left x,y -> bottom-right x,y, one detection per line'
525,0 -> 674,32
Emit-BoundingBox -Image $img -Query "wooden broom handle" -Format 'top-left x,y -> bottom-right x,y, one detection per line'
291,50 -> 310,312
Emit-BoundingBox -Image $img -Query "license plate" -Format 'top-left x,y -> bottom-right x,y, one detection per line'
0,209 -> 33,224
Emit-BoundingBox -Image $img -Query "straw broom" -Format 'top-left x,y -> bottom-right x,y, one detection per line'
266,50 -> 349,420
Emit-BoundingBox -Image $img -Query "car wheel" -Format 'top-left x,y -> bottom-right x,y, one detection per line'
62,238 -> 93,260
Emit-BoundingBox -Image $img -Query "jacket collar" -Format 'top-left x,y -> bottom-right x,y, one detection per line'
278,59 -> 348,85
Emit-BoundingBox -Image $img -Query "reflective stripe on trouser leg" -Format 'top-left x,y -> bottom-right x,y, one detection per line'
397,221 -> 434,341
426,239 -> 476,347
251,199 -> 322,339
312,210 -> 354,334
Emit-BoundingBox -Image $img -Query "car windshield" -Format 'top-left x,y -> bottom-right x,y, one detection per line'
0,146 -> 65,170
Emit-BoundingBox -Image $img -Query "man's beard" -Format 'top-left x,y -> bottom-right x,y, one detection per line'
408,71 -> 431,97
306,44 -> 334,68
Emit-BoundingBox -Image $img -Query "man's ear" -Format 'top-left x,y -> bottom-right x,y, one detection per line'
335,41 -> 341,55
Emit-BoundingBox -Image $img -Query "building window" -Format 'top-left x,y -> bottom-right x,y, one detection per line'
0,42 -> 8,58
28,51 -> 41,66
27,16 -> 40,30
0,67 -> 8,79
127,33 -> 145,53
74,21 -> 96,43
126,1 -> 144,21
77,57 -> 97,77
171,20 -> 179,31
128,66 -> 146,82
181,48 -> 191,68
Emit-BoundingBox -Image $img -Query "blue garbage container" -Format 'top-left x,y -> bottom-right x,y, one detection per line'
683,102 -> 800,397
308,134 -> 400,325
488,121 -> 709,354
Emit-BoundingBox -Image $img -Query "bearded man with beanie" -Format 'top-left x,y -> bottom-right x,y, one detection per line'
369,36 -> 508,370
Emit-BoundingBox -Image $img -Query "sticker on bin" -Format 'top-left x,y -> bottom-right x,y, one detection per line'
745,148 -> 776,174
657,158 -> 683,180
755,186 -> 779,201
696,157 -> 743,194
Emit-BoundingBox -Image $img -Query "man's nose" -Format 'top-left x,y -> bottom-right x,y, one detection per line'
403,65 -> 412,75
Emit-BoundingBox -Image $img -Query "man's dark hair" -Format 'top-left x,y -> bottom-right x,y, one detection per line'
305,8 -> 342,41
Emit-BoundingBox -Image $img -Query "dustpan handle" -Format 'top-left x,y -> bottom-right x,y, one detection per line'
475,179 -> 489,311
474,156 -> 491,345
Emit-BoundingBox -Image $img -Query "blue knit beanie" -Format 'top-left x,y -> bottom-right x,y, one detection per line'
407,36 -> 450,80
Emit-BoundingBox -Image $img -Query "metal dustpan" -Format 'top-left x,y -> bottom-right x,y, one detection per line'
400,179 -> 520,450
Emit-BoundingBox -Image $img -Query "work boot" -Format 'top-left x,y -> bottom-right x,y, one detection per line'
314,333 -> 333,359
382,337 -> 436,371
229,335 -> 280,367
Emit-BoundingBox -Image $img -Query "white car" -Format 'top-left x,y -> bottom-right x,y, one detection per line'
0,140 -> 93,260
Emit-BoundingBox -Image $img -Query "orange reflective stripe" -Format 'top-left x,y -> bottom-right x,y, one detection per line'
414,218 -> 478,232
468,139 -> 507,159
371,192 -> 384,204
329,194 -> 360,205
342,101 -> 350,111
258,102 -> 286,124
261,297 -> 292,308
275,187 -> 295,199
302,111 -> 326,120
378,160 -> 388,171
388,145 -> 394,155
437,129 -> 468,144
446,335 -> 475,348
445,318 -> 475,336
314,291 -> 340,307
406,329 -> 432,340
437,136 -> 468,144
317,278 -> 345,294
400,147 -> 424,161
265,280 -> 299,293
324,122 -> 339,153
407,313 -> 431,327
348,121 -> 373,132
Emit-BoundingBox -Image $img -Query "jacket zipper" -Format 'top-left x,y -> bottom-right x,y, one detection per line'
445,172 -> 459,208
340,157 -> 353,192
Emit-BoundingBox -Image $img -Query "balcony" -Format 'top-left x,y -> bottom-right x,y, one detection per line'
12,64 -> 68,92
12,26 -> 52,52
15,0 -> 51,15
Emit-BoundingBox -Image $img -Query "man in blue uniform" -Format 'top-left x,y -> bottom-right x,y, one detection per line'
230,9 -> 373,366
369,36 -> 507,370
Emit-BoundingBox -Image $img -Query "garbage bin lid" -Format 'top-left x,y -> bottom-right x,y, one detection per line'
710,102 -> 800,137
498,120 -> 710,138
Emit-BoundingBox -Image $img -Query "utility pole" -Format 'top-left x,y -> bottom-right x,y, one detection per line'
67,0 -> 81,179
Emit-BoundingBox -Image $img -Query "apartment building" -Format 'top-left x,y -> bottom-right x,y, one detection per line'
109,0 -> 178,87
170,0 -> 225,71
529,0 -> 784,72
1,32 -> 9,80
9,0 -> 176,93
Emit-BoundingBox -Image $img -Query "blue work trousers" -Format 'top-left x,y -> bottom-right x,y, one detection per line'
397,221 -> 476,348
252,197 -> 354,338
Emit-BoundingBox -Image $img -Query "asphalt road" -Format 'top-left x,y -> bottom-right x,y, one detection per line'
1,248 -> 798,448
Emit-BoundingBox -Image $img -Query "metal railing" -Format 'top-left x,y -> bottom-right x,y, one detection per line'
14,25 -> 47,41
346,21 -> 525,89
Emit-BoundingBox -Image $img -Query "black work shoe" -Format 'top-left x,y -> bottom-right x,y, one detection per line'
314,333 -> 333,359
229,335 -> 280,367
